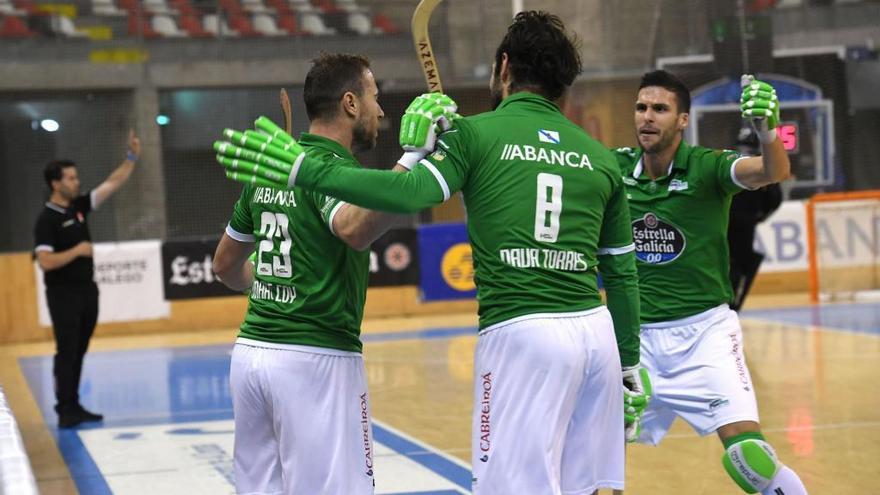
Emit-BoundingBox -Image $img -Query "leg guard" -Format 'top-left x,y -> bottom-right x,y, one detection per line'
722,433 -> 781,493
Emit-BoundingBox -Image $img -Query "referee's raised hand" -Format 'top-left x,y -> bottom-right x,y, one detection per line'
126,129 -> 141,163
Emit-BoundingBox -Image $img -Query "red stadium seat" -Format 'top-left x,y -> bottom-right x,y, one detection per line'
276,12 -> 301,35
228,13 -> 259,36
372,12 -> 398,34
117,0 -> 139,12
218,0 -> 244,14
0,14 -> 35,37
264,0 -> 291,14
127,12 -> 159,38
311,0 -> 340,14
180,13 -> 211,36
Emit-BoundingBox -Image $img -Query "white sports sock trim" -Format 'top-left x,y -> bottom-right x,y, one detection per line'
597,243 -> 635,255
225,223 -> 255,242
419,159 -> 450,201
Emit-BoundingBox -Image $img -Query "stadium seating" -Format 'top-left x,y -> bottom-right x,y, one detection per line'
252,12 -> 285,35
152,13 -> 187,36
300,11 -> 333,34
52,15 -> 88,37
92,0 -> 127,17
127,12 -> 159,37
0,0 -> 26,15
202,12 -> 238,36
179,13 -> 211,36
0,14 -> 34,37
0,0 -> 399,40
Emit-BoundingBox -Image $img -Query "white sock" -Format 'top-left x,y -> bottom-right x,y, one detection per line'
761,465 -> 808,495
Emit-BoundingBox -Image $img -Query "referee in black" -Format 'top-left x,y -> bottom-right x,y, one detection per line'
33,129 -> 141,428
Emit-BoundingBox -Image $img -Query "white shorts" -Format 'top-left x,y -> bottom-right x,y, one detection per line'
471,308 -> 625,495
230,338 -> 375,495
638,304 -> 760,445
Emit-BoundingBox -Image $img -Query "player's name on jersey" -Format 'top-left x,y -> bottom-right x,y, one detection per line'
250,279 -> 296,303
499,247 -> 589,271
499,144 -> 594,170
253,187 -> 297,207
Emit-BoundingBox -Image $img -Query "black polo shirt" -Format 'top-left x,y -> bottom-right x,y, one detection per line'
34,191 -> 95,286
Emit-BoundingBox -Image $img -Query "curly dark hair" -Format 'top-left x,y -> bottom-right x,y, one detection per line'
493,11 -> 582,100
639,70 -> 691,114
304,53 -> 371,121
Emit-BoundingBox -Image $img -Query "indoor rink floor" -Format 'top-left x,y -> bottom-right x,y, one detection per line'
2,296 -> 878,494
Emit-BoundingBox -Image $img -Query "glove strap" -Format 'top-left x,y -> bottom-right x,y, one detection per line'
756,128 -> 777,145
397,151 -> 425,171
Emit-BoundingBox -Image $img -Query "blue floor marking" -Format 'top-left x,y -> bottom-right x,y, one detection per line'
19,325 -> 477,494
742,301 -> 880,335
373,424 -> 472,492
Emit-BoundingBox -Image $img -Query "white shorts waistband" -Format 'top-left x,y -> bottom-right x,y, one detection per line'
640,304 -> 730,330
235,337 -> 362,357
480,306 -> 607,336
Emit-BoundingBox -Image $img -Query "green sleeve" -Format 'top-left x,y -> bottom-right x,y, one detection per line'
228,184 -> 255,238
710,148 -> 750,195
295,158 -> 447,214
596,178 -> 641,367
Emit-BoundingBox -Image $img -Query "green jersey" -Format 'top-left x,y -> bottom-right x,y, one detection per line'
294,92 -> 641,366
227,133 -> 369,352
612,141 -> 746,323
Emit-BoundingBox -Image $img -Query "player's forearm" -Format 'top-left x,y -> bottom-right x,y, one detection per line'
296,159 -> 443,213
598,252 -> 641,367
758,137 -> 790,184
37,248 -> 83,271
216,261 -> 254,292
333,165 -> 412,250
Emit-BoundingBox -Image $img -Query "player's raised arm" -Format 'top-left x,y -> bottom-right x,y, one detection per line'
732,76 -> 791,190
214,95 -> 459,214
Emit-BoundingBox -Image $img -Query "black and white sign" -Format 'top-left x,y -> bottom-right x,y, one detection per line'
162,240 -> 240,300
369,228 -> 419,287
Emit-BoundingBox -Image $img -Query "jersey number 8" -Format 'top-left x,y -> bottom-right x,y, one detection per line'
534,173 -> 562,243
257,212 -> 293,278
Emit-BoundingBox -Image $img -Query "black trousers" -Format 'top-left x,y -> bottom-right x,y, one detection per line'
46,282 -> 99,414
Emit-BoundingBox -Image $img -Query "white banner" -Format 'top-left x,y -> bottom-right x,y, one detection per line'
35,240 -> 170,326
754,200 -> 808,273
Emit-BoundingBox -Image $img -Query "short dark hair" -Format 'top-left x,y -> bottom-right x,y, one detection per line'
639,70 -> 691,114
494,11 -> 582,100
44,159 -> 76,189
303,53 -> 372,121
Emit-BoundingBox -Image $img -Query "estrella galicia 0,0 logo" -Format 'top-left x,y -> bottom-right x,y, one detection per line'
632,213 -> 686,264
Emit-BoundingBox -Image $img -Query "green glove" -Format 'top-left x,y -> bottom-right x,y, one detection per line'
399,92 -> 460,154
740,75 -> 779,144
214,117 -> 309,189
622,364 -> 652,443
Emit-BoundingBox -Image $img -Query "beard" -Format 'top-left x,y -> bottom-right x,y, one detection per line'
490,77 -> 503,110
639,129 -> 677,155
352,118 -> 376,152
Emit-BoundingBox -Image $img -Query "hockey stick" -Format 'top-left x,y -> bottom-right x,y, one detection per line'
412,0 -> 444,93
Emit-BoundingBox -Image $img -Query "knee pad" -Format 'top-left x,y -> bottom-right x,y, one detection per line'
722,437 -> 781,493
